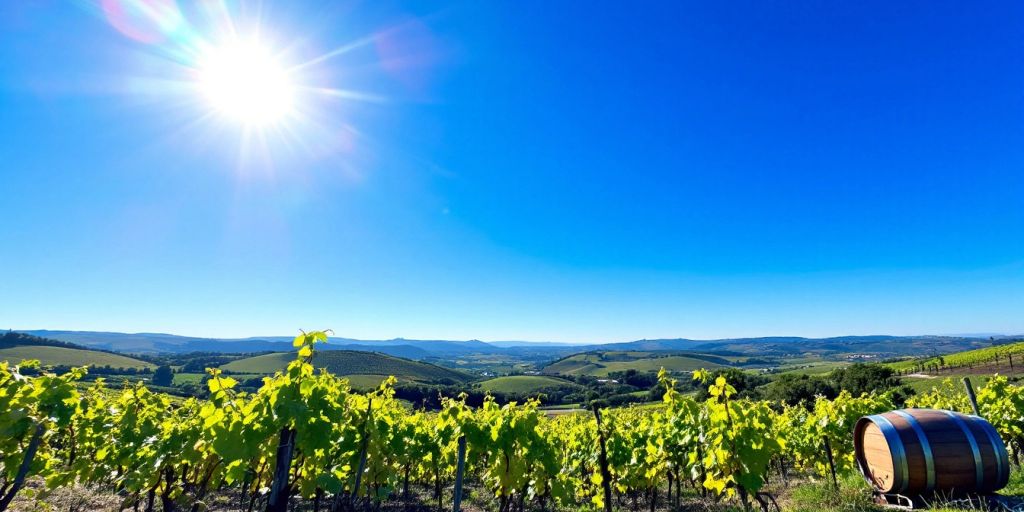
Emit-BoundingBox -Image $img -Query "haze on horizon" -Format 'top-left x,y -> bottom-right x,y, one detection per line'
7,329 -> 1022,348
1,2 -> 1022,343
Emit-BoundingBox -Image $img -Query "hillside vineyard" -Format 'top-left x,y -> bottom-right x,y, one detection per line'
2,332 -> 1023,511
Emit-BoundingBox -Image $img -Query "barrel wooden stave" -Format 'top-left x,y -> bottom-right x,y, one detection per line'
854,408 -> 1009,496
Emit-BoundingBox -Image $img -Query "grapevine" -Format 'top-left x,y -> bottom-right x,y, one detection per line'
3,333 -> 1024,511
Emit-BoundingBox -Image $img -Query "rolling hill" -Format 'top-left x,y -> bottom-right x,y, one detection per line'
18,330 -> 554,357
478,375 -> 582,394
0,332 -> 155,369
220,350 -> 473,383
0,346 -> 155,369
543,351 -> 725,377
595,335 -> 1009,359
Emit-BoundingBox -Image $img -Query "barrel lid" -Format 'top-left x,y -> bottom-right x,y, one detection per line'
854,413 -> 907,493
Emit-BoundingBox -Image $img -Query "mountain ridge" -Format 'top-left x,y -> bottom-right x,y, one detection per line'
13,330 -> 1023,359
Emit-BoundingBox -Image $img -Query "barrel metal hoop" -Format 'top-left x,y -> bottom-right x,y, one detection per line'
944,411 -> 984,487
971,415 -> 1007,487
871,414 -> 909,493
893,410 -> 935,492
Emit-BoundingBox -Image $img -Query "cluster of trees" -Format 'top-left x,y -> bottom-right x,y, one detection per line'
392,363 -> 916,410
0,331 -> 84,349
760,363 -> 913,406
20,364 -> 153,377
590,364 -> 913,409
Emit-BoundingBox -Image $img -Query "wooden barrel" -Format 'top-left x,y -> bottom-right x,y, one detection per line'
854,408 -> 1009,496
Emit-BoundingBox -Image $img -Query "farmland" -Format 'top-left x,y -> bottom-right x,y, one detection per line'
889,339 -> 1024,373
543,351 -> 726,377
221,349 -> 473,383
0,345 -> 154,370
477,375 -> 581,394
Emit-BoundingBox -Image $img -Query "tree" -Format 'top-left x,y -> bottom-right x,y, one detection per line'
828,363 -> 914,405
152,365 -> 173,387
693,368 -> 770,401
829,363 -> 899,396
760,374 -> 836,406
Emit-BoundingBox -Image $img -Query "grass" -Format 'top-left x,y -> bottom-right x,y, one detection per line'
544,352 -> 723,377
776,360 -> 850,376
344,374 -> 400,389
900,373 -> 1003,394
779,470 -> 1024,512
539,402 -> 581,410
221,350 -> 473,383
172,372 -> 207,384
171,372 -> 263,385
478,375 -> 581,393
782,475 -> 880,512
0,345 -> 154,370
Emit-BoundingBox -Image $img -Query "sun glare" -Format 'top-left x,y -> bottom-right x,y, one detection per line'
197,42 -> 294,125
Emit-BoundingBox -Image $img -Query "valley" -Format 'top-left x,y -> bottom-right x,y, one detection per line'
6,329 -> 1023,410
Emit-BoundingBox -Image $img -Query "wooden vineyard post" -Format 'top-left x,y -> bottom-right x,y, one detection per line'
267,427 -> 297,512
452,435 -> 467,512
823,436 -> 838,489
351,398 -> 373,508
0,423 -> 44,512
592,405 -> 614,512
962,377 -> 981,416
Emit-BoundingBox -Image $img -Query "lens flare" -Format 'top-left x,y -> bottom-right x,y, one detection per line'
88,0 -> 443,180
101,0 -> 184,44
197,41 -> 294,125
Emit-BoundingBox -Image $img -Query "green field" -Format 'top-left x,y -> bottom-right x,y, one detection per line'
543,351 -> 723,377
187,372 -> 402,390
172,372 -> 207,384
0,345 -> 155,370
344,374 -> 406,389
221,350 -> 473,383
776,360 -> 850,376
478,375 -> 581,393
172,372 -> 262,385
901,373 -> 1003,394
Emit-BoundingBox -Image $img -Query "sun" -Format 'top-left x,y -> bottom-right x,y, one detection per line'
197,41 -> 294,126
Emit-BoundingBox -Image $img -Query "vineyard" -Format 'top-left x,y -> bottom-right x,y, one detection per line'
890,340 -> 1024,376
221,350 -> 473,384
4,332 -> 1024,512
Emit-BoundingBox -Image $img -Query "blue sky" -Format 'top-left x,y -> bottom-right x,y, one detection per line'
1,1 -> 1022,342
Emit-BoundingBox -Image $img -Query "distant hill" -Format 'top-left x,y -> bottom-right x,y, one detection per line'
330,344 -> 432,360
0,332 -> 154,369
220,350 -> 473,384
543,351 -> 725,377
18,330 -> 549,357
19,330 -> 296,354
487,341 -> 580,348
14,330 -> 1020,363
594,335 -> 1013,359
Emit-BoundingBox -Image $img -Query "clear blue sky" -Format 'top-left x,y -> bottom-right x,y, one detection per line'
1,1 -> 1022,342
